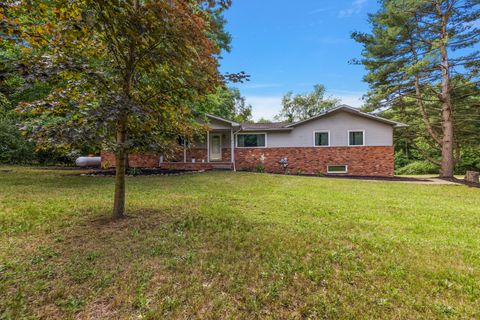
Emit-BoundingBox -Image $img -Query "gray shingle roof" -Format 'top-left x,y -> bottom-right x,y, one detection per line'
240,122 -> 291,131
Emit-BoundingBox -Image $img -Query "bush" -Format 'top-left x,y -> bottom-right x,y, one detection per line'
396,161 -> 439,175
255,164 -> 265,173
0,116 -> 36,164
455,147 -> 480,174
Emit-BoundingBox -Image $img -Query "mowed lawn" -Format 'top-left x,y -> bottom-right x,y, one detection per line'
1,167 -> 479,319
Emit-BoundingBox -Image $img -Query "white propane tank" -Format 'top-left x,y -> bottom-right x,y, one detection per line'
75,156 -> 102,167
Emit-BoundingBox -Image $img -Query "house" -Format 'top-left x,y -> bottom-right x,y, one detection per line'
101,105 -> 407,176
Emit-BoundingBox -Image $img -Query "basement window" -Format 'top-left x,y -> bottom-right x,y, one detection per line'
327,165 -> 348,174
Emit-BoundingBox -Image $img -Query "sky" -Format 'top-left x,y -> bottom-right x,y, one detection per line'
219,0 -> 380,121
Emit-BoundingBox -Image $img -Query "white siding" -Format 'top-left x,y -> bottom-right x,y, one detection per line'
266,112 -> 393,147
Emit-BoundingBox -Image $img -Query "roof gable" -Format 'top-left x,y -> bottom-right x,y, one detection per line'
204,113 -> 240,127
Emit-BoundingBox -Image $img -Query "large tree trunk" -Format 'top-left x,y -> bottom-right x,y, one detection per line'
440,101 -> 455,177
438,4 -> 455,178
112,116 -> 128,219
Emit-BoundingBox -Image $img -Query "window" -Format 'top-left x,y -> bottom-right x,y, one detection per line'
237,133 -> 266,148
314,131 -> 329,147
327,165 -> 348,174
349,130 -> 364,146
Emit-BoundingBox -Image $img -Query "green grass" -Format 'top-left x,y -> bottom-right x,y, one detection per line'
1,167 -> 479,319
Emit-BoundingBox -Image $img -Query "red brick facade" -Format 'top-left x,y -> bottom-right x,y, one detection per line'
101,151 -> 160,168
101,146 -> 394,177
235,146 -> 394,176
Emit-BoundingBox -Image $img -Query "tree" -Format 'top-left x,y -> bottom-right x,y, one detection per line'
352,0 -> 480,178
256,117 -> 272,124
5,0 -> 244,219
275,85 -> 340,122
196,87 -> 253,123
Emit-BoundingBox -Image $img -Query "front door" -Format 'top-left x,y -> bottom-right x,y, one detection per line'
210,134 -> 222,161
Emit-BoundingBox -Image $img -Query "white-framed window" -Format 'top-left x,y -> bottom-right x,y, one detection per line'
236,133 -> 267,148
313,130 -> 330,147
327,165 -> 348,174
348,130 -> 365,146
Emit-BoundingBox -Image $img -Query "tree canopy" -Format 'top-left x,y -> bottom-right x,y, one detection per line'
2,0 -> 244,218
275,85 -> 340,123
352,0 -> 480,177
196,87 -> 253,123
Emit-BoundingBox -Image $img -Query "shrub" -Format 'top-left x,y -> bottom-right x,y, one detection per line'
455,147 -> 480,174
255,164 -> 265,173
396,161 -> 439,175
0,116 -> 36,164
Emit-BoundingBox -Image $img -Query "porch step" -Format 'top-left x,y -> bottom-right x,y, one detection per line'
211,163 -> 233,171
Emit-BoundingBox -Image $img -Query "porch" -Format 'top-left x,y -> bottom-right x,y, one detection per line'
159,129 -> 236,171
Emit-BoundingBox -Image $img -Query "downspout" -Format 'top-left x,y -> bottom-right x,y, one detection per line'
183,139 -> 187,163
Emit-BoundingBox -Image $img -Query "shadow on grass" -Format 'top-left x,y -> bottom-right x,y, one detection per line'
3,205 -> 479,319
3,207 -> 341,319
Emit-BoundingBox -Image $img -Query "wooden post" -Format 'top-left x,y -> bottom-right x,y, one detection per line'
207,131 -> 210,163
183,139 -> 187,163
231,129 -> 235,171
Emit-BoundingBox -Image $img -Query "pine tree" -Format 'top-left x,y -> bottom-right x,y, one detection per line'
353,0 -> 480,177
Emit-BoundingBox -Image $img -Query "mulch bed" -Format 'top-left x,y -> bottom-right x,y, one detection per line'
83,168 -> 200,177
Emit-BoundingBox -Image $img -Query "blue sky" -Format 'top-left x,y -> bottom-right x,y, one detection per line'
220,0 -> 380,120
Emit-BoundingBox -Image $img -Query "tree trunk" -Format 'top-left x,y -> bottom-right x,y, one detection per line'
112,116 -> 128,219
438,5 -> 455,178
440,101 -> 455,177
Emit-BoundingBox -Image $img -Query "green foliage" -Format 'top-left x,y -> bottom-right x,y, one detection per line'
456,147 -> 480,174
196,87 -> 252,123
255,163 -> 265,173
0,116 -> 35,164
256,117 -> 272,124
7,0 -> 238,155
352,0 -> 480,177
276,84 -> 340,122
396,161 -> 439,175
0,92 -> 11,115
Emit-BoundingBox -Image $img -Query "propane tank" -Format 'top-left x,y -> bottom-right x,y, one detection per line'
75,156 -> 102,167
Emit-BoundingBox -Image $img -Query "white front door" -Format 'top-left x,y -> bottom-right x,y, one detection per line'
210,134 -> 222,161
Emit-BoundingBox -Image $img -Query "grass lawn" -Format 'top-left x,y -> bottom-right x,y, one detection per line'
1,167 -> 479,319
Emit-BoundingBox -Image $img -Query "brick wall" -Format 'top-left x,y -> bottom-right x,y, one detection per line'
128,154 -> 160,168
101,146 -> 394,177
234,147 -> 394,176
100,151 -> 160,168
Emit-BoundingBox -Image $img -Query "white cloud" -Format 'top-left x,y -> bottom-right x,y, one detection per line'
246,91 -> 365,122
309,7 -> 334,15
338,0 -> 367,18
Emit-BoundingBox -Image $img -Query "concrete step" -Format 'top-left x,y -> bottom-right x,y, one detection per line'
211,163 -> 233,170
